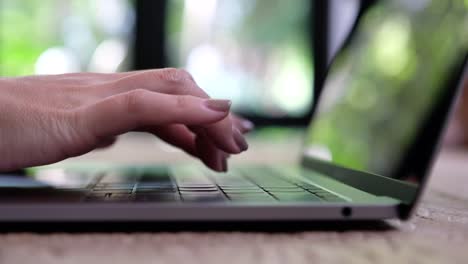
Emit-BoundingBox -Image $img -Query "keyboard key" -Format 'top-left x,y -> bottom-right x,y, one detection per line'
220,186 -> 260,190
94,183 -> 136,188
93,185 -> 135,191
181,193 -> 226,202
178,183 -> 217,188
138,181 -> 174,187
135,193 -> 180,202
215,178 -> 256,187
137,168 -> 177,194
246,176 -> 297,188
94,184 -> 134,188
139,167 -> 170,182
222,189 -> 265,194
260,182 -> 298,188
264,185 -> 302,189
179,186 -> 219,192
173,172 -> 214,186
136,185 -> 176,192
136,182 -> 176,188
180,190 -> 222,195
99,169 -> 141,184
262,187 -> 303,192
91,189 -> 133,194
135,187 -> 177,193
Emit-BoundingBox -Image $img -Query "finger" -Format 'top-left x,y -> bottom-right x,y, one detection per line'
141,124 -> 198,158
99,68 -> 207,98
95,137 -> 118,149
44,71 -> 153,85
195,132 -> 227,172
78,90 -> 231,140
145,125 -> 227,171
203,119 -> 249,153
94,68 -> 247,154
142,124 -> 228,172
187,116 -> 249,155
100,68 -> 246,153
232,114 -> 255,133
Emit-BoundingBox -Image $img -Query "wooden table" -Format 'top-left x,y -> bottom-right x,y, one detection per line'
0,132 -> 467,263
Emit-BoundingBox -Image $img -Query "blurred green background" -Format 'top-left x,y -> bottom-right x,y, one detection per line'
0,0 -> 134,75
305,0 -> 468,177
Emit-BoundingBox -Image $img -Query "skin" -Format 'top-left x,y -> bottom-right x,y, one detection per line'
0,68 -> 253,173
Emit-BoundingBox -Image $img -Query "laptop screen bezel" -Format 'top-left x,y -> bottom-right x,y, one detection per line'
300,0 -> 468,219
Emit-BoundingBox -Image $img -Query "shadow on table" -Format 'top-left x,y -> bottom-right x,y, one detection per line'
0,220 -> 395,233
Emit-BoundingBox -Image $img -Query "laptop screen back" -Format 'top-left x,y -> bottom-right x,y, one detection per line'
303,0 -> 467,186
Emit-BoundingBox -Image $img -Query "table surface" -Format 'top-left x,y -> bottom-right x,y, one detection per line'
0,132 -> 467,263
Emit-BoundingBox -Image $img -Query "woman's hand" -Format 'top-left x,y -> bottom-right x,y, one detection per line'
0,68 -> 253,172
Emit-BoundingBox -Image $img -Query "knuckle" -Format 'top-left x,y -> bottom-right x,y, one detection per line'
162,68 -> 192,82
175,95 -> 192,109
177,69 -> 194,81
164,68 -> 197,95
160,68 -> 195,92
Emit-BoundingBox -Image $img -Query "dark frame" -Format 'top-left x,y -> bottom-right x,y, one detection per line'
312,0 -> 374,107
134,0 -> 168,70
303,0 -> 468,219
133,0 -> 326,127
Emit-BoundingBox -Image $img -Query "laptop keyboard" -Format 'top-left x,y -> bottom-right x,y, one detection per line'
82,167 -> 346,203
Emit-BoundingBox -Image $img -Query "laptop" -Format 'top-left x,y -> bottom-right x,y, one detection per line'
0,0 -> 467,222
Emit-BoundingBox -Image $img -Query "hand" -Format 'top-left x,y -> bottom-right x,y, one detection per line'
0,68 -> 254,172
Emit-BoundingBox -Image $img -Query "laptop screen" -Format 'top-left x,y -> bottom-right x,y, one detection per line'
304,0 -> 467,181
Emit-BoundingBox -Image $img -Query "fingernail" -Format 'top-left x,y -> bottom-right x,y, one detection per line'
241,119 -> 255,132
233,128 -> 248,152
204,99 -> 232,112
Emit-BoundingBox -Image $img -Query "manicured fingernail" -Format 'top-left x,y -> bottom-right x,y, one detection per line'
241,119 -> 255,132
204,99 -> 232,112
233,128 -> 248,152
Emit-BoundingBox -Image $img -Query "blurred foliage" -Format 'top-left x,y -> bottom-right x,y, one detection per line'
306,0 -> 468,177
0,0 -> 132,76
0,0 -> 55,75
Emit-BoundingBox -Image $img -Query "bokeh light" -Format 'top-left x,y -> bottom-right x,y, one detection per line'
0,0 -> 134,76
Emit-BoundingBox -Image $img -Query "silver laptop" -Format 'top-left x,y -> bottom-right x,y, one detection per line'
0,0 -> 467,222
